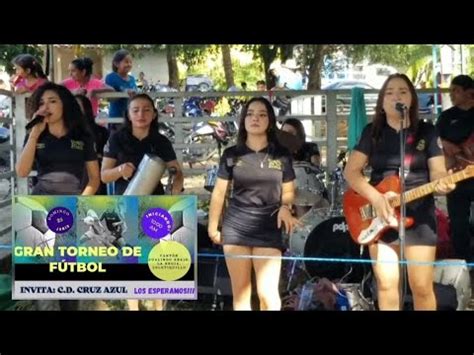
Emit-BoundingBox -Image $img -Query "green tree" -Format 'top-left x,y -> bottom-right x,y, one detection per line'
244,45 -> 279,88
0,44 -> 44,74
298,44 -> 433,89
102,44 -> 154,58
221,44 -> 235,89
174,44 -> 214,89
166,45 -> 180,89
348,44 -> 432,74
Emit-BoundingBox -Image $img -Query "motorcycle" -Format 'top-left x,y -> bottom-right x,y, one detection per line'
0,125 -> 10,168
182,119 -> 237,166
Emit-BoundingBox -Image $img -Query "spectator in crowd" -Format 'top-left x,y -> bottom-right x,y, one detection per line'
256,80 -> 267,91
61,57 -> 113,116
137,71 -> 149,91
104,49 -> 137,119
10,54 -> 48,94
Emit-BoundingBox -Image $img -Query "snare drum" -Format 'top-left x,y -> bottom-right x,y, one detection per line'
293,161 -> 327,206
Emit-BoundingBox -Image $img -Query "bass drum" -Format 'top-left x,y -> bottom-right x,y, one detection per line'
303,216 -> 366,282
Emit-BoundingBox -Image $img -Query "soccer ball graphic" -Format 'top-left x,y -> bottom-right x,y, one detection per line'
13,197 -> 56,248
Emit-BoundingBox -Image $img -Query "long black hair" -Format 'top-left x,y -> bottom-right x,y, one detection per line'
111,49 -> 130,72
237,97 -> 279,148
12,54 -> 47,79
124,93 -> 159,133
371,73 -> 420,143
75,94 -> 109,160
29,82 -> 92,139
71,57 -> 94,77
281,117 -> 306,142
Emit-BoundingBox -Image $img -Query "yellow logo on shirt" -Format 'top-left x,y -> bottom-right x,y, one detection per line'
416,139 -> 426,151
235,158 -> 244,167
268,159 -> 282,170
36,143 -> 45,149
71,140 -> 84,150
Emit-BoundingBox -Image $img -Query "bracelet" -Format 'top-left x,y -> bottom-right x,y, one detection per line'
280,205 -> 292,212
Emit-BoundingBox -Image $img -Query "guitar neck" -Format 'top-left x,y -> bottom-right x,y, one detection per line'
390,169 -> 471,208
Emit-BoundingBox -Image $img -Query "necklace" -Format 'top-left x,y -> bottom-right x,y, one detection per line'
258,152 -> 269,168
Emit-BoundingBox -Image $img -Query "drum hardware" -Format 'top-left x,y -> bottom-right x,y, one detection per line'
327,166 -> 346,215
293,161 -> 328,207
286,210 -> 365,285
285,207 -> 327,291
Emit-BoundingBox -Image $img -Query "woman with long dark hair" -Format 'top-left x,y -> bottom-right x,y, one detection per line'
16,82 -> 100,312
16,82 -> 100,196
101,93 -> 183,195
208,97 -> 298,310
11,54 -> 48,94
280,117 -> 320,166
104,49 -> 137,119
62,57 -> 113,116
344,74 -> 454,310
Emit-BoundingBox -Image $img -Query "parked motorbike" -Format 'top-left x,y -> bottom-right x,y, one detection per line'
0,125 -> 10,168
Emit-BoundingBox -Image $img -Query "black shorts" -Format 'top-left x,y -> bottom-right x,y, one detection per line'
222,202 -> 284,250
380,196 -> 437,246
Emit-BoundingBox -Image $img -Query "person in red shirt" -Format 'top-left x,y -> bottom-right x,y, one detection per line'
10,54 -> 48,94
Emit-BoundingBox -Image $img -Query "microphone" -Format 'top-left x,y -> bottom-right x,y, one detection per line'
25,115 -> 45,130
395,102 -> 407,115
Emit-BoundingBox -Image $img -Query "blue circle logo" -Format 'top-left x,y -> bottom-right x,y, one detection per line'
141,208 -> 173,239
46,207 -> 74,233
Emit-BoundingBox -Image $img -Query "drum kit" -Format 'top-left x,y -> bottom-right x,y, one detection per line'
284,157 -> 367,290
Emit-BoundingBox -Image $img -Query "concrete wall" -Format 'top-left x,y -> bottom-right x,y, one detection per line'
53,47 -> 105,83
102,49 -> 168,85
53,47 -> 168,85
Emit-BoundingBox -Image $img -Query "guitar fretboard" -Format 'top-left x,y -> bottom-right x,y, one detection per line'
389,169 -> 472,208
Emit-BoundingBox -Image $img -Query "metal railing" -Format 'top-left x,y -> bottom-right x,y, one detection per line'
8,88 -> 448,196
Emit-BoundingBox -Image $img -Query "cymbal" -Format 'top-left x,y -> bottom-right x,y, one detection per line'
276,129 -> 304,153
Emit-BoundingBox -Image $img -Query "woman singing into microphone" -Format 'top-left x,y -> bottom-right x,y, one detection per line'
343,74 -> 454,310
15,83 -> 100,311
16,83 -> 100,196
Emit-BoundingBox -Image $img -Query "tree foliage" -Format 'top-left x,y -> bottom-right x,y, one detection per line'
0,45 -> 44,74
347,44 -> 433,71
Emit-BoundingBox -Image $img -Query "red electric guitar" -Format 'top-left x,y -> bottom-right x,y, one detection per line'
343,165 -> 474,245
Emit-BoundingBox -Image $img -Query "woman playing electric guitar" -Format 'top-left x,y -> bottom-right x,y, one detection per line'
344,74 -> 455,310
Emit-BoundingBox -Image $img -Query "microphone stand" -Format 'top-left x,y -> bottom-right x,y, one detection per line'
398,106 -> 408,310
